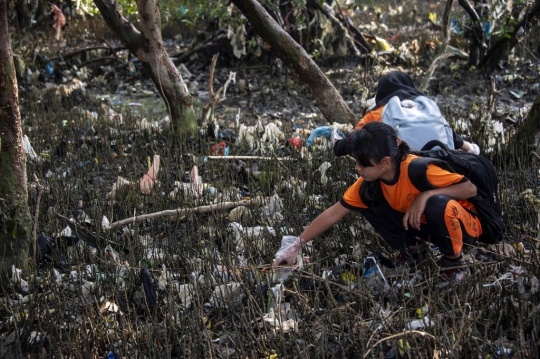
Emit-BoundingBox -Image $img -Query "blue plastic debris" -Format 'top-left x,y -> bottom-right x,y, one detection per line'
46,62 -> 54,76
306,126 -> 333,146
450,19 -> 463,35
381,12 -> 389,25
483,21 -> 491,39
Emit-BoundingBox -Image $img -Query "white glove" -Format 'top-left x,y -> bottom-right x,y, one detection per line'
467,143 -> 480,155
330,128 -> 343,146
273,235 -> 303,266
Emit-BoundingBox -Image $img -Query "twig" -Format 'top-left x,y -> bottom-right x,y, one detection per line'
487,77 -> 503,115
32,174 -> 44,265
100,36 -> 121,62
363,330 -> 436,358
108,197 -> 267,229
320,3 -> 361,56
420,0 -> 454,92
332,1 -> 372,53
201,54 -> 235,130
209,54 -> 218,98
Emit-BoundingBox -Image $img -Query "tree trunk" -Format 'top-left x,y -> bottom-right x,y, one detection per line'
458,0 -> 486,67
480,1 -> 540,70
0,0 -> 31,275
509,95 -> 540,150
15,0 -> 31,31
92,0 -> 197,137
231,0 -> 358,126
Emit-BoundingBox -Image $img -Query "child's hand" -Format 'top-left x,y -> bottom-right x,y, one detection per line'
403,193 -> 429,230
273,235 -> 303,266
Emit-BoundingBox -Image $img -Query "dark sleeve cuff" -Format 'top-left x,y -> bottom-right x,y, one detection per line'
333,139 -> 348,157
453,131 -> 464,149
340,198 -> 362,211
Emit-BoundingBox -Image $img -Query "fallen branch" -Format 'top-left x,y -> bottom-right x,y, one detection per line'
78,56 -> 122,69
171,31 -> 227,65
51,45 -> 126,62
108,197 -> 267,229
55,213 -> 120,249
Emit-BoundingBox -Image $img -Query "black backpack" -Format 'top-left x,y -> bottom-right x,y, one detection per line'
408,140 -> 505,244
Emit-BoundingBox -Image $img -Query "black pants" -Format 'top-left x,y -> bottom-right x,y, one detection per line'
357,194 -> 481,256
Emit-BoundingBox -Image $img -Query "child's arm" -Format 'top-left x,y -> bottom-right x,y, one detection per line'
273,202 -> 350,266
299,202 -> 350,243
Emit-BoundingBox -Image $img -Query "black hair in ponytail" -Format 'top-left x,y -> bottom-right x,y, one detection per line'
347,122 -> 410,207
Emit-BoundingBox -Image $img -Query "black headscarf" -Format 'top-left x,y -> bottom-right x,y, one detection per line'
373,71 -> 425,109
334,71 -> 463,157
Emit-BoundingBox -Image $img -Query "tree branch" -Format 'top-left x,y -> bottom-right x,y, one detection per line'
108,197 -> 268,229
231,0 -> 357,125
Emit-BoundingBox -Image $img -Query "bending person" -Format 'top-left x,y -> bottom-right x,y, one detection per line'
329,71 -> 480,155
275,122 -> 483,288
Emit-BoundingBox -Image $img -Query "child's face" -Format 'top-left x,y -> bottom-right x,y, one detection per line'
355,157 -> 391,182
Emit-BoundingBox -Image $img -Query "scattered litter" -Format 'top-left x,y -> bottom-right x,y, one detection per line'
140,154 -> 160,194
11,266 -> 29,294
101,215 -> 111,230
107,176 -> 134,199
209,282 -> 244,308
509,90 -> 526,99
229,205 -> 251,223
211,141 -> 228,155
140,266 -> 157,309
23,135 -> 40,161
407,315 -> 434,330
190,165 -> 203,198
175,283 -> 194,307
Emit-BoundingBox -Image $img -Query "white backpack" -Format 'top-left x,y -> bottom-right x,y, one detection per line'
381,95 -> 454,150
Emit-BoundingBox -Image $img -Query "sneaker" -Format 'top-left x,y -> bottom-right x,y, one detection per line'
439,256 -> 467,288
395,239 -> 430,267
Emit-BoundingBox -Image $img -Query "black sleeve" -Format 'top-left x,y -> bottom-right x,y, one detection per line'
453,131 -> 464,149
333,139 -> 348,157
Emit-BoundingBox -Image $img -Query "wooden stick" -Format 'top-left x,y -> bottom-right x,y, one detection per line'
108,197 -> 267,229
32,174 -> 44,265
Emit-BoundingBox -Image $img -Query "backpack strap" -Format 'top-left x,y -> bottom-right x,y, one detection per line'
408,157 -> 456,192
421,140 -> 451,152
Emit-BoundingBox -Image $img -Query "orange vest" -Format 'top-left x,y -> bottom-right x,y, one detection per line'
342,155 -> 475,221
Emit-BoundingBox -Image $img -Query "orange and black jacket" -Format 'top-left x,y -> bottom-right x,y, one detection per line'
340,154 -> 476,221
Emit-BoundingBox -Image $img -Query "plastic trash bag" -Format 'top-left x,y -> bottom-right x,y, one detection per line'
140,266 -> 157,309
274,235 -> 302,267
306,126 -> 333,147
